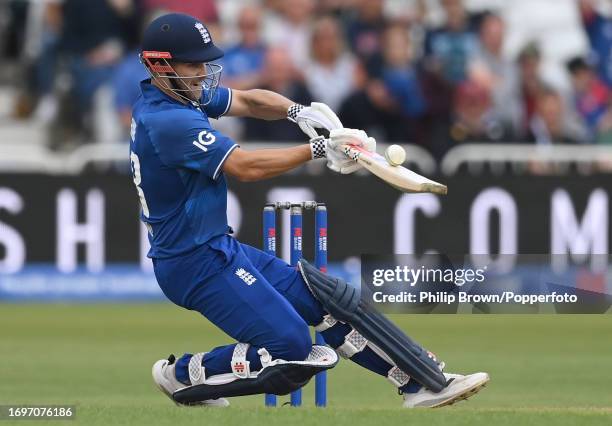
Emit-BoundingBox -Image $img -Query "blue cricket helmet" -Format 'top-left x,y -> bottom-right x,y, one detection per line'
142,13 -> 224,62
141,13 -> 224,106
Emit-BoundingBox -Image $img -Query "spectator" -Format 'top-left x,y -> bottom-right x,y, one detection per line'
220,5 -> 267,90
338,61 -> 400,142
379,24 -> 426,120
59,0 -> 138,144
345,0 -> 387,64
423,0 -> 479,85
417,69 -> 455,159
516,42 -> 546,138
16,1 -> 63,122
242,47 -> 313,141
469,13 -> 521,137
528,88 -> 579,145
60,0 -> 134,96
264,0 -> 316,70
449,81 -> 510,147
303,16 -> 357,111
579,0 -> 612,87
339,24 -> 425,145
317,0 -> 354,16
567,57 -> 611,141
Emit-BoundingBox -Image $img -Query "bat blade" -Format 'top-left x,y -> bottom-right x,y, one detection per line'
342,144 -> 447,195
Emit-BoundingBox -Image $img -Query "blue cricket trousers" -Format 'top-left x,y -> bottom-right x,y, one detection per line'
153,234 -> 416,392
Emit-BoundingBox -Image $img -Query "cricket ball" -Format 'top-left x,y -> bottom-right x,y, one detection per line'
384,144 -> 406,166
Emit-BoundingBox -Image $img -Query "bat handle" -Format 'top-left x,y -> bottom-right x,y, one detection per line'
341,144 -> 360,162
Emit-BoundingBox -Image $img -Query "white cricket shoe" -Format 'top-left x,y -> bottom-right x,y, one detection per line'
402,372 -> 489,408
152,355 -> 229,407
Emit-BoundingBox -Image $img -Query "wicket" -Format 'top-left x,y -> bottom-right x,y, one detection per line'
262,201 -> 328,407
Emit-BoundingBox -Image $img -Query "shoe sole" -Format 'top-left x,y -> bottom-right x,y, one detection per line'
431,376 -> 490,408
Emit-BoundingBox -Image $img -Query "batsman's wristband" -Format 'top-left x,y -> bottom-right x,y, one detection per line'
287,103 -> 304,122
309,136 -> 327,159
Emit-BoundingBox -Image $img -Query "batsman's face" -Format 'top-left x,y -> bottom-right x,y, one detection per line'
171,61 -> 207,101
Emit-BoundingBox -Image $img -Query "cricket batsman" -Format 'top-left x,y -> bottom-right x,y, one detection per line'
130,13 -> 489,408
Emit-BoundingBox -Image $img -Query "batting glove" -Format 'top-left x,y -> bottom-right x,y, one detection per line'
326,128 -> 376,174
288,102 -> 343,140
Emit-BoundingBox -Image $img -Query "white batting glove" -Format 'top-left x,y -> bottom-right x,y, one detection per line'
287,102 -> 343,139
326,128 -> 376,174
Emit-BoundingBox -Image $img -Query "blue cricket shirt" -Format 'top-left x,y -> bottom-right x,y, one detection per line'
129,79 -> 237,258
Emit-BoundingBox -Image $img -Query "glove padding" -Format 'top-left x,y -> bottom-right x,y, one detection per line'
326,128 -> 376,174
292,102 -> 343,139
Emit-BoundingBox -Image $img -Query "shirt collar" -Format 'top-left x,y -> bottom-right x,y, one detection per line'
140,78 -> 206,109
140,79 -> 182,105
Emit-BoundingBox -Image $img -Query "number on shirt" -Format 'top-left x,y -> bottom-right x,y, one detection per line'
130,151 -> 150,218
193,130 -> 216,152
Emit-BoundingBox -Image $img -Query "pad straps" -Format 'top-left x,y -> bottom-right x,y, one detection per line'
187,343 -> 257,384
336,328 -> 368,358
336,325 -> 413,388
314,314 -> 337,332
188,352 -> 206,385
231,343 -> 251,379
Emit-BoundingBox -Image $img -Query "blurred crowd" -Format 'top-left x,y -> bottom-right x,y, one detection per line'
2,0 -> 612,158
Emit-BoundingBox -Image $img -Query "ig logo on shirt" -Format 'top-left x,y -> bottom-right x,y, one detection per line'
193,130 -> 216,152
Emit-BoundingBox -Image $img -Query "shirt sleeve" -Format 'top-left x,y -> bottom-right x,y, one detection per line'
149,110 -> 239,180
202,86 -> 232,119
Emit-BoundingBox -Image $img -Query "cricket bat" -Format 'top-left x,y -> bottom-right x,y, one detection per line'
342,144 -> 448,195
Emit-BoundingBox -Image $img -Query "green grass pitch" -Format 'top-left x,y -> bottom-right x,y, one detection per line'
1,304 -> 610,425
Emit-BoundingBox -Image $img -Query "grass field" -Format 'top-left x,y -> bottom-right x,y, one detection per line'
1,304 -> 610,425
